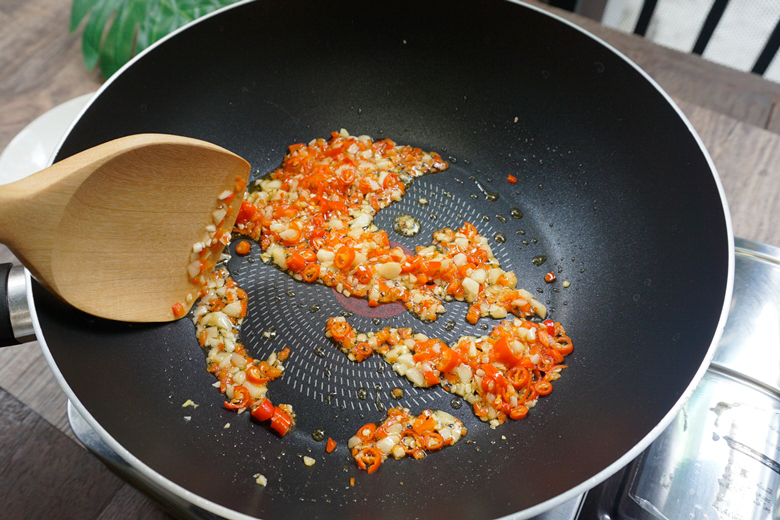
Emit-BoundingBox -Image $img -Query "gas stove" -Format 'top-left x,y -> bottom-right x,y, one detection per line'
4,97 -> 778,520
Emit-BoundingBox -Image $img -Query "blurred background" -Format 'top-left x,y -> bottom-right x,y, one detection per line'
545,0 -> 780,84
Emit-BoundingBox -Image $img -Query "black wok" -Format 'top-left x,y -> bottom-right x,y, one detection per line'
23,0 -> 734,518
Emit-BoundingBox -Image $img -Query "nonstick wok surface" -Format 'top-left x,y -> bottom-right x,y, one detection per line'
36,1 -> 731,518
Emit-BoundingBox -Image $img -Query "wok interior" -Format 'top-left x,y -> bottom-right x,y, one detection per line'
41,1 -> 729,518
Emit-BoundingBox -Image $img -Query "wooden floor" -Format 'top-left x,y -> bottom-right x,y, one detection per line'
1,0 -> 780,519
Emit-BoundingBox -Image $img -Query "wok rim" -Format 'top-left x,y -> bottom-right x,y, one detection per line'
30,1 -> 736,518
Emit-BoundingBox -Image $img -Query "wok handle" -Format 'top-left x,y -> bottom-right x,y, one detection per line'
1,263 -> 35,347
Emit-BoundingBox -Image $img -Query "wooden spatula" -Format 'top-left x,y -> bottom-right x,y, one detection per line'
0,134 -> 250,322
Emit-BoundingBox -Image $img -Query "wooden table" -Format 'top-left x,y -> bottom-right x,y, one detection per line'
1,1 -> 779,518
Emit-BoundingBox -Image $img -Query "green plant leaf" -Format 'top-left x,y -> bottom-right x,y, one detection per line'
71,0 -> 243,79
81,0 -> 123,71
71,0 -> 101,31
97,0 -> 147,78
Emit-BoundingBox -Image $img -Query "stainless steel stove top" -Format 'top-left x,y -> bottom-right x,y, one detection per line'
579,238 -> 780,520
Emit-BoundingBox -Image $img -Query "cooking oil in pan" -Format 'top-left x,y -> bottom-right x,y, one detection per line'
393,213 -> 421,237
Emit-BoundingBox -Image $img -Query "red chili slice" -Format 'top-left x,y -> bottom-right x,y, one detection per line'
270,406 -> 293,436
224,386 -> 251,410
251,398 -> 274,421
354,447 -> 382,474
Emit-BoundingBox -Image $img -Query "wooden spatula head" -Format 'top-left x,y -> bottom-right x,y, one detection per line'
0,134 -> 250,322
